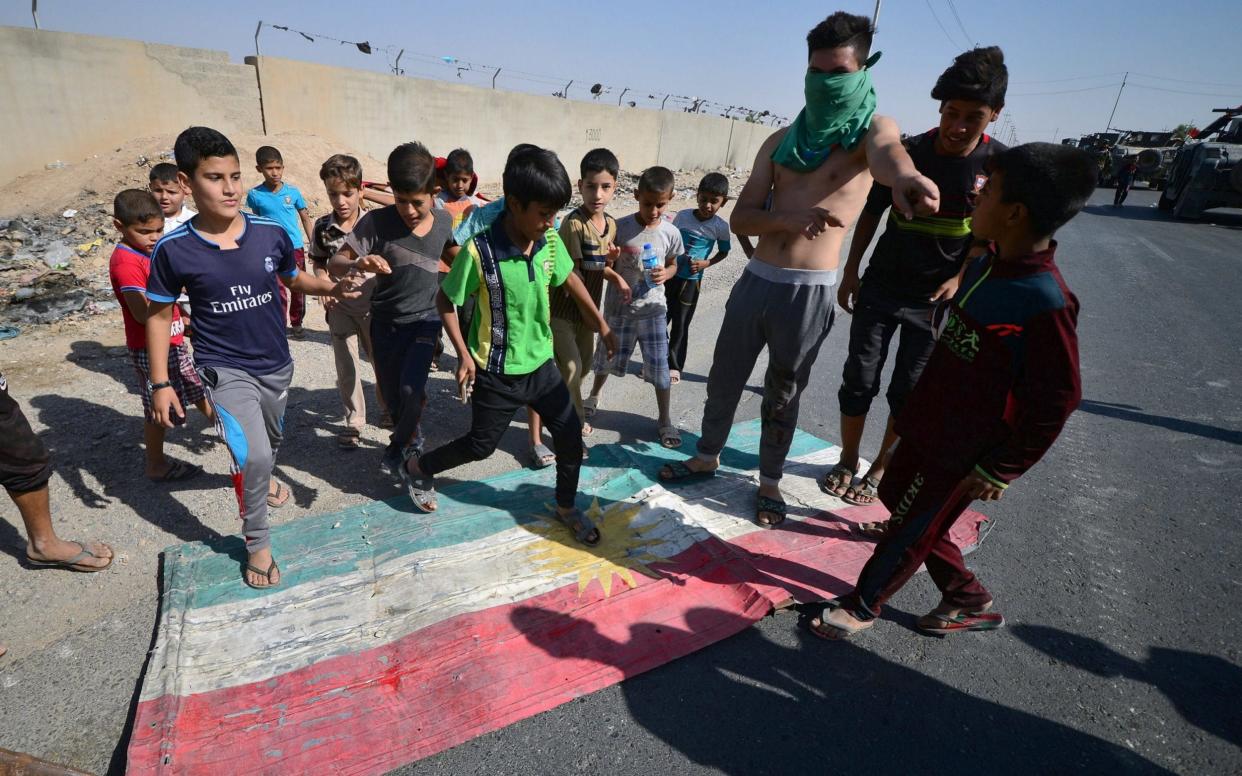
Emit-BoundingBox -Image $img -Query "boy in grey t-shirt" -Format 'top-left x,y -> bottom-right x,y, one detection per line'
587,167 -> 685,448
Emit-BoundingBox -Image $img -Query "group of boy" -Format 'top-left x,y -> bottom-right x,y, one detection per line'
6,11 -> 1094,651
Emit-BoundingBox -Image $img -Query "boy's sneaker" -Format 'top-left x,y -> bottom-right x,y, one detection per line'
288,325 -> 305,339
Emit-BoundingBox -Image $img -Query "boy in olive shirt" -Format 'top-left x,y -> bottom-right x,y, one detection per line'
405,147 -> 617,545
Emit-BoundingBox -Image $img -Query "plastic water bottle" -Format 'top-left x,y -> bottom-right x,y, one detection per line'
632,243 -> 660,299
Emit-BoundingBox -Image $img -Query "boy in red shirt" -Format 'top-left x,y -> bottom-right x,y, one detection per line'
809,143 -> 1095,639
108,189 -> 213,481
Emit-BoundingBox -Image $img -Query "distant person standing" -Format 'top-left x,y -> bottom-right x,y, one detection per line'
246,145 -> 316,337
1113,158 -> 1138,206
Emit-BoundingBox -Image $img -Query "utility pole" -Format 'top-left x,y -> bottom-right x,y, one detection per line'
1105,72 -> 1128,133
31,0 -> 39,29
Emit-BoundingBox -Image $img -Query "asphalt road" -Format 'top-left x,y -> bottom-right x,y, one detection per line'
2,188 -> 1240,774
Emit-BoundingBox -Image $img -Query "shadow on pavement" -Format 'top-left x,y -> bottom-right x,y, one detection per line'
1079,399 -> 1242,446
511,605 -> 1173,774
1011,623 -> 1242,749
29,394 -> 230,546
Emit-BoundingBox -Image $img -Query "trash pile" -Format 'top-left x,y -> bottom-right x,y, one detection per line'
0,206 -> 118,326
0,131 -> 387,331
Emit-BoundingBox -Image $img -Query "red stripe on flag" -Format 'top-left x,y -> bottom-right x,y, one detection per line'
128,507 -> 984,774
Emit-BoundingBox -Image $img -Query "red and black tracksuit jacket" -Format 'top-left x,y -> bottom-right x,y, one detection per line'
896,242 -> 1082,486
842,243 -> 1082,618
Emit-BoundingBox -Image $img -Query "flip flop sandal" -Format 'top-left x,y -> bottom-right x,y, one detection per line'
25,541 -> 114,573
401,454 -> 438,513
851,520 -> 892,539
918,611 -> 1006,634
581,421 -> 595,436
756,495 -> 787,529
658,425 -> 682,448
669,370 -> 681,384
530,443 -> 556,469
820,462 -> 856,497
242,560 -> 281,589
807,604 -> 874,641
917,601 -> 1003,634
582,396 -> 599,421
658,460 -> 717,483
148,459 -> 202,483
267,482 -> 291,509
842,475 -> 881,506
554,508 -> 601,547
337,431 -> 362,449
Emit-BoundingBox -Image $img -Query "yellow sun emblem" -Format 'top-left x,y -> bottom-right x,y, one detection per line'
524,498 -> 666,597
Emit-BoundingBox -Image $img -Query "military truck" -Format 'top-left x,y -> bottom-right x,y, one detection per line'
1158,106 -> 1242,219
1108,131 -> 1179,189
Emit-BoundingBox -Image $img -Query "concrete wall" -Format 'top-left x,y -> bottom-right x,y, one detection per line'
0,26 -> 262,185
254,56 -> 769,181
0,26 -> 769,187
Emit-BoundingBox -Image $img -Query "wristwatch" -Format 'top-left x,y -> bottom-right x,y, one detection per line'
146,379 -> 173,394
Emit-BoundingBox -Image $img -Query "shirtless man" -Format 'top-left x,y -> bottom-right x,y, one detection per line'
658,11 -> 939,528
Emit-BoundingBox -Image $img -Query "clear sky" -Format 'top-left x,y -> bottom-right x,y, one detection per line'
5,0 -> 1241,145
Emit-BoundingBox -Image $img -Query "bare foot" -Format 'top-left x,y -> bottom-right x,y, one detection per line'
244,547 -> 281,588
27,538 -> 114,570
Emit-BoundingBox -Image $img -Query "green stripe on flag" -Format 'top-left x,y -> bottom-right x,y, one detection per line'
164,420 -> 829,610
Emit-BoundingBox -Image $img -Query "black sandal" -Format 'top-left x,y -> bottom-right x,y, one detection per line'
658,460 -> 717,483
756,495 -> 787,529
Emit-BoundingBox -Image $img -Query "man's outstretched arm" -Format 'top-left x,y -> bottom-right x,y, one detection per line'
865,115 -> 940,219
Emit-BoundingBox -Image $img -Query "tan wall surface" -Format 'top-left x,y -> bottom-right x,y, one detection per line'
1,27 -> 765,188
255,56 -> 735,182
0,26 -> 261,185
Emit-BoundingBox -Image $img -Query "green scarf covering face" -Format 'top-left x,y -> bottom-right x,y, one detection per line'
771,52 -> 881,173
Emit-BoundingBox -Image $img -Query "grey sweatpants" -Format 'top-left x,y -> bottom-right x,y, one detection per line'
697,260 -> 836,486
200,362 -> 293,552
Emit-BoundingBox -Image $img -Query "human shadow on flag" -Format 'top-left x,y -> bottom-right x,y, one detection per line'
510,606 -> 1171,775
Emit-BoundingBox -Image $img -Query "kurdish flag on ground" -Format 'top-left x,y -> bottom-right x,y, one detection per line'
127,421 -> 987,774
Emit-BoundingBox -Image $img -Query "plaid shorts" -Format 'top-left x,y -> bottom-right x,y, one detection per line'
128,343 -> 206,420
592,312 -> 671,390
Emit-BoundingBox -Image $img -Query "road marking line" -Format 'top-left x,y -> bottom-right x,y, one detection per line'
1137,236 -> 1175,264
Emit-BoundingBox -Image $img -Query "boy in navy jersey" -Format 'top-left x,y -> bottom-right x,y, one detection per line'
826,47 -> 1008,515
145,127 -> 360,589
808,142 -> 1093,640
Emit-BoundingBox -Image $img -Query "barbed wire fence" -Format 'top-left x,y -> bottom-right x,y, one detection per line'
257,22 -> 791,127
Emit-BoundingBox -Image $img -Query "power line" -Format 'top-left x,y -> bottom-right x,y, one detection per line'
923,0 -> 965,49
943,0 -> 975,47
1130,72 -> 1242,89
1009,83 -> 1122,97
1010,72 -> 1126,85
1127,82 -> 1242,99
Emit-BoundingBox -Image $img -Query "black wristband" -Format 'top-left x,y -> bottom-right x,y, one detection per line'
147,380 -> 172,393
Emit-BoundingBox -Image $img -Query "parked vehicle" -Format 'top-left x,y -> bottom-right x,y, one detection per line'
1159,106 -> 1242,219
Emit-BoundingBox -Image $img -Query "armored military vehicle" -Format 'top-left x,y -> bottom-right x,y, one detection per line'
1159,106 -> 1242,219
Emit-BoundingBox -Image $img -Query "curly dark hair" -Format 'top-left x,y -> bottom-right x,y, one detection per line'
931,46 -> 1008,109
